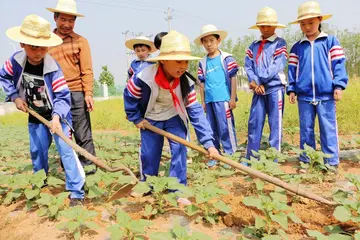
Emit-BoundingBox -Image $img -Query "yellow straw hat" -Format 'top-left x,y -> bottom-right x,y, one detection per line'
194,24 -> 227,46
290,1 -> 332,24
249,7 -> 286,29
125,36 -> 157,53
47,0 -> 84,17
6,14 -> 63,47
147,30 -> 201,62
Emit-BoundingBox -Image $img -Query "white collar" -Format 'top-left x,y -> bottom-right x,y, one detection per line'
300,31 -> 328,43
256,34 -> 278,43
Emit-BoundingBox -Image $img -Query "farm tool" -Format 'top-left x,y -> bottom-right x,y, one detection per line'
25,106 -> 138,202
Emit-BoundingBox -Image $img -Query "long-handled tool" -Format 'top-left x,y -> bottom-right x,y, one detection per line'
25,106 -> 137,201
143,122 -> 338,206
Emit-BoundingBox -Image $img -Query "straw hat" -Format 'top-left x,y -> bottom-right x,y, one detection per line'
147,30 -> 201,62
47,0 -> 84,17
249,7 -> 286,29
125,36 -> 157,53
194,24 -> 227,46
290,1 -> 332,24
6,15 -> 63,47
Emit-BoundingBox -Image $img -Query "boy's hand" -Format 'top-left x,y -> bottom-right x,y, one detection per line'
202,103 -> 206,112
229,98 -> 236,110
51,115 -> 62,133
135,119 -> 150,130
334,89 -> 343,101
14,98 -> 28,112
207,147 -> 220,159
289,92 -> 297,104
85,95 -> 94,112
249,81 -> 258,90
255,85 -> 265,95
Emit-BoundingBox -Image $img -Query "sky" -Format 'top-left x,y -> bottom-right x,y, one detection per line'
0,0 -> 360,87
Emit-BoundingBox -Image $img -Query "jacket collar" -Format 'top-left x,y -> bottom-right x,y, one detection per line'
14,51 -> 59,75
300,31 -> 328,43
256,34 -> 278,43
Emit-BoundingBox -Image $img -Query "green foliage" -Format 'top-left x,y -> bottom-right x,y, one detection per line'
57,206 -> 99,240
107,209 -> 152,240
99,65 -> 115,87
150,224 -> 210,240
36,192 -> 69,219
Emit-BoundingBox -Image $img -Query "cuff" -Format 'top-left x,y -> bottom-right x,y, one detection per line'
10,93 -> 20,102
203,140 -> 214,149
133,117 -> 144,125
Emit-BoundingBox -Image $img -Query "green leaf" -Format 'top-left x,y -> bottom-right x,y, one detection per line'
254,179 -> 264,191
47,176 -> 65,187
243,196 -> 262,209
84,221 -> 99,230
107,225 -> 125,240
144,204 -> 154,217
262,236 -> 282,240
172,224 -> 188,238
270,212 -> 288,229
191,232 -> 211,240
33,169 -> 47,181
328,234 -> 352,240
73,230 -> 81,240
333,206 -> 352,222
133,182 -> 152,194
83,210 -> 98,219
165,192 -> 178,207
56,221 -> 68,230
36,193 -> 53,205
288,212 -> 303,224
67,220 -> 81,233
60,209 -> 77,219
354,231 -> 360,240
49,205 -> 59,217
324,225 -> 344,234
255,216 -> 266,229
24,188 -> 40,200
213,201 -> 231,213
149,232 -> 173,240
185,204 -> 199,216
88,185 -> 105,198
37,207 -> 48,217
195,192 -> 207,204
116,209 -> 131,226
307,230 -> 327,240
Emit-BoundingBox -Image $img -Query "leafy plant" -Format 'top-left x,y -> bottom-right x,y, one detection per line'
150,224 -> 210,240
107,209 -> 152,240
36,192 -> 69,219
57,206 -> 99,240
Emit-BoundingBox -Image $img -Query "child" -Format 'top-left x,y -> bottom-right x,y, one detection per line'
154,32 -> 168,50
244,7 -> 288,161
124,30 -> 219,205
125,36 -> 156,81
194,24 -> 239,167
287,1 -> 348,169
0,15 -> 85,206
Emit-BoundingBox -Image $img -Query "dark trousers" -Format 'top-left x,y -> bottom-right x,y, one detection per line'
71,91 -> 96,167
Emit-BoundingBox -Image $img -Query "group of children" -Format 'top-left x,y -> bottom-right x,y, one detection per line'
0,1 -> 348,204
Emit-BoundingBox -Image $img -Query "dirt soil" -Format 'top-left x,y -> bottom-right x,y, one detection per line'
0,160 -> 359,240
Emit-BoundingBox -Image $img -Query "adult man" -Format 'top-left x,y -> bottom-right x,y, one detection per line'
47,0 -> 96,172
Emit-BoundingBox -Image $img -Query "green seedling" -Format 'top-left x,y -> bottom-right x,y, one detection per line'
36,192 -> 69,219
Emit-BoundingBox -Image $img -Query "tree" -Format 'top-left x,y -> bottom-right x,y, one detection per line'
98,65 -> 115,87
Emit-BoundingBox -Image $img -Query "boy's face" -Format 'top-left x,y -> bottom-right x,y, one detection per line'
54,13 -> 76,36
259,26 -> 276,39
300,17 -> 322,38
160,60 -> 189,79
201,35 -> 221,55
21,44 -> 48,65
134,45 -> 151,61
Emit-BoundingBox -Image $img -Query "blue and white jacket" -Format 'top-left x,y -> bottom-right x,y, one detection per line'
127,58 -> 154,80
287,32 -> 348,102
245,34 -> 287,95
198,50 -> 239,99
0,51 -> 71,121
124,64 -> 215,149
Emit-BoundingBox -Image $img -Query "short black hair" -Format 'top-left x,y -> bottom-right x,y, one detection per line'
54,12 -> 77,20
154,32 -> 168,50
201,34 -> 220,42
133,44 -> 151,51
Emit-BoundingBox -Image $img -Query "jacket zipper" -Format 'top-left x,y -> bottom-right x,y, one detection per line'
311,41 -> 316,102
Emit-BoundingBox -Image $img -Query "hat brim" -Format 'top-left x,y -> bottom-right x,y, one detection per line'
147,55 -> 201,62
249,23 -> 287,29
290,14 -> 332,24
6,27 -> 63,47
194,30 -> 228,46
125,39 -> 157,53
46,7 -> 85,17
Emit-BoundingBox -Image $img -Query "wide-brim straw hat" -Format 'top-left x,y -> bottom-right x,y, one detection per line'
125,36 -> 157,53
6,14 -> 63,47
290,1 -> 332,24
194,24 -> 227,46
147,30 -> 201,62
249,7 -> 286,29
47,0 -> 84,17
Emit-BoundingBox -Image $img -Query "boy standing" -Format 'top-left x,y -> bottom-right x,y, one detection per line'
245,7 -> 288,160
125,36 -> 156,81
0,15 -> 85,206
195,24 -> 239,166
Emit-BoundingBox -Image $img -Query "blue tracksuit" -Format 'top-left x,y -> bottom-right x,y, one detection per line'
198,50 -> 239,154
245,34 -> 287,159
287,32 -> 348,165
124,64 -> 215,185
127,58 -> 154,81
0,51 -> 85,198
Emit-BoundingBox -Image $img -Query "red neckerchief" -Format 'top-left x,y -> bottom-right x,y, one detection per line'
155,65 -> 183,113
256,39 -> 268,64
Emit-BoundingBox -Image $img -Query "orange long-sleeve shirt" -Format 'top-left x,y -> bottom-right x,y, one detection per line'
49,30 -> 94,97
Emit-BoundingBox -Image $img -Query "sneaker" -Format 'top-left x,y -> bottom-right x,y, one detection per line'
176,197 -> 191,206
69,198 -> 84,207
207,160 -> 218,168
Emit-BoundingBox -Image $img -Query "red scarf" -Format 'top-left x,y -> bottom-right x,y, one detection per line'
155,65 -> 183,112
256,39 -> 268,64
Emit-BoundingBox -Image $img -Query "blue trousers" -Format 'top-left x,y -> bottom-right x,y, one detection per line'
246,89 -> 284,159
206,101 -> 237,154
140,115 -> 188,185
298,100 -> 339,166
29,121 -> 85,199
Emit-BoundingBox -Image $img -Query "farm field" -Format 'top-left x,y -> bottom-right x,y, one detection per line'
0,82 -> 360,240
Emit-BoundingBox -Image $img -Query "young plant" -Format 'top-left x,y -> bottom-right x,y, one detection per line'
283,127 -> 299,145
57,206 -> 99,240
307,226 -> 353,240
242,179 -> 303,238
150,224 -> 210,240
36,192 -> 69,219
107,209 -> 152,240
